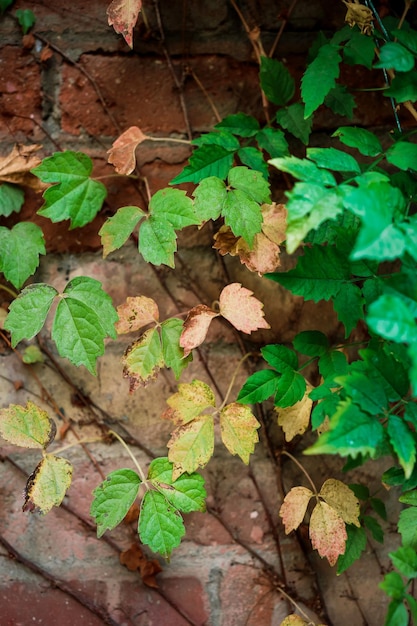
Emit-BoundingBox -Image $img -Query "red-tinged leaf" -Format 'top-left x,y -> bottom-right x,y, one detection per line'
119,543 -> 162,588
179,305 -> 219,357
219,403 -> 260,463
122,328 -> 164,391
115,296 -> 159,334
107,0 -> 142,48
261,202 -> 287,244
236,232 -> 281,275
309,501 -> 347,566
168,415 -> 215,479
279,486 -> 314,534
276,383 -> 313,442
107,126 -> 149,174
219,283 -> 270,333
162,380 -> 216,426
319,479 -> 360,527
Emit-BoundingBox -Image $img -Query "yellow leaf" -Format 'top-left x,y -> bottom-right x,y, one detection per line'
0,401 -> 56,449
279,486 -> 314,534
279,616 -> 308,626
343,1 -> 373,35
309,501 -> 347,566
220,403 -> 260,463
168,416 -> 214,479
276,383 -> 313,441
23,454 -> 73,514
179,305 -> 219,357
115,295 -> 159,334
319,479 -> 360,527
122,328 -> 164,391
162,380 -> 216,426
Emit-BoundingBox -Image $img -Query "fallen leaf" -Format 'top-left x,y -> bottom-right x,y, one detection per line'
219,283 -> 270,333
120,542 -> 162,587
40,46 -> 53,63
309,500 -> 347,566
123,502 -> 140,524
319,479 -> 361,527
276,383 -> 313,441
0,144 -> 44,190
107,125 -> 149,174
279,486 -> 313,534
107,0 -> 143,48
179,304 -> 219,357
115,295 -> 159,334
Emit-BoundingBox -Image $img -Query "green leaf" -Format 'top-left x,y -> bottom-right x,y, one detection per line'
386,141 -> 417,173
139,490 -> 185,558
333,282 -> 364,336
305,400 -> 385,458
318,350 -> 348,379
237,147 -> 269,179
214,113 -> 260,137
237,369 -> 280,404
261,343 -> 298,371
393,29 -> 417,56
170,144 -> 234,184
388,415 -> 416,479
0,222 -> 45,289
324,84 -> 356,119
160,318 -> 192,379
384,70 -> 417,103
61,276 -> 118,339
0,0 -> 14,14
333,126 -> 382,156
99,206 -> 144,258
139,217 -> 177,267
363,514 -> 384,543
33,151 -> 107,229
267,245 -> 350,301
360,345 -> 409,401
91,469 -> 141,537
390,546 -> 417,578
0,401 -> 56,449
147,457 -> 206,513
192,130 -> 240,151
122,327 -> 164,390
228,166 -> 271,204
343,30 -> 376,68
4,283 -> 58,347
370,497 -> 387,520
269,156 -> 336,186
22,345 -> 45,364
149,188 -> 197,229
0,183 -> 24,216
274,369 -> 306,408
301,43 -> 341,117
336,371 -> 388,414
380,572 -> 406,600
193,176 -> 226,223
307,147 -> 361,174
222,188 -> 263,247
293,331 -> 329,357
399,490 -> 417,506
384,600 -> 409,626
260,56 -> 295,106
399,507 -> 417,549
367,294 -> 417,344
374,42 -> 415,72
15,8 -> 35,34
336,524 -> 367,575
24,454 -> 72,514
405,594 -> 417,623
255,128 -> 289,158
276,102 -> 313,145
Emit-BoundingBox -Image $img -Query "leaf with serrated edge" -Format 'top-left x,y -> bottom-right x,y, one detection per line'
399,507 -> 417,549
301,43 -> 341,117
122,327 -> 164,391
107,126 -> 149,174
91,469 -> 141,537
4,283 -> 58,347
147,457 -> 206,513
274,370 -> 307,408
0,401 -> 56,449
63,277 -> 118,339
220,403 -> 260,463
149,188 -> 197,229
160,318 -> 192,379
24,454 -> 73,514
337,525 -> 367,575
223,188 -> 263,247
179,305 -> 218,357
276,383 -> 313,441
261,202 -> 287,245
228,166 -> 271,204
219,283 -> 270,333
99,205 -> 145,258
388,415 -> 416,479
235,232 -> 282,275
0,184 -> 24,217
0,222 -> 45,289
139,490 -> 185,558
193,176 -> 226,223
162,380 -> 216,426
107,0 -> 142,48
168,415 -> 214,479
279,486 -> 314,533
139,216 -> 177,267
319,479 -> 360,527
115,295 -> 159,334
309,500 -> 347,566
170,144 -> 234,185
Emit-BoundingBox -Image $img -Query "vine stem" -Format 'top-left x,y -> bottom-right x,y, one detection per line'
0,284 -> 18,299
51,438 -> 103,455
218,352 -> 255,411
281,450 -> 318,495
108,429 -> 147,484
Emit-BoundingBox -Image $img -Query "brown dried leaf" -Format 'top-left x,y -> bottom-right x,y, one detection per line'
179,304 -> 218,357
0,144 -> 44,190
279,486 -> 313,534
343,1 -> 373,34
212,225 -> 240,256
120,543 -> 162,588
261,202 -> 287,245
309,501 -> 347,566
107,0 -> 143,48
40,46 -> 53,63
219,283 -> 270,334
115,295 -> 159,334
319,479 -> 360,527
276,383 -> 313,442
107,126 -> 148,175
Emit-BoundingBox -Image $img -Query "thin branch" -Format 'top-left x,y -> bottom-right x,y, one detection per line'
108,430 -> 148,483
281,450 -> 318,495
269,0 -> 300,58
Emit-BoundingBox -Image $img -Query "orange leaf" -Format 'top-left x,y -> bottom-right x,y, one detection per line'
120,543 -> 162,587
219,283 -> 270,333
279,486 -> 313,534
107,125 -> 148,174
179,305 -> 218,357
107,0 -> 143,48
309,501 -> 347,566
235,232 -> 281,275
115,295 -> 159,334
